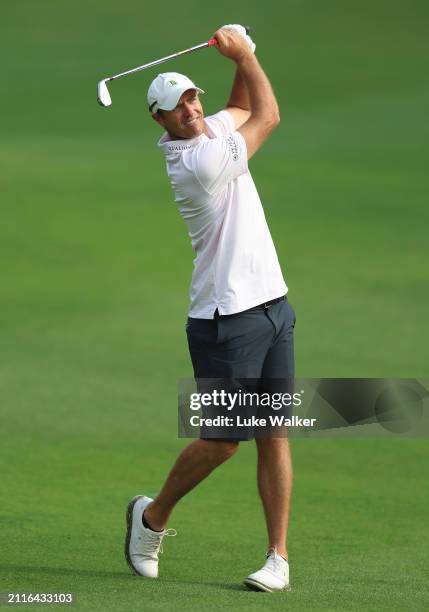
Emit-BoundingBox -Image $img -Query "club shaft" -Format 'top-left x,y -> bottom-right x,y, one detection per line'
107,41 -> 212,83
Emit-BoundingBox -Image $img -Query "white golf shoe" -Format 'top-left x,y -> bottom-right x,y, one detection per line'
125,495 -> 176,577
244,549 -> 290,592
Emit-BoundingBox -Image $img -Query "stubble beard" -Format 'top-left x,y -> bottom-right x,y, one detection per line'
182,115 -> 204,138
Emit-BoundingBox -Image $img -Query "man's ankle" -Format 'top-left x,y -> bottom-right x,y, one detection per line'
268,546 -> 288,561
143,502 -> 167,531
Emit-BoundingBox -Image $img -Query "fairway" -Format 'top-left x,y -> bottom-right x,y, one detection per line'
1,0 -> 429,610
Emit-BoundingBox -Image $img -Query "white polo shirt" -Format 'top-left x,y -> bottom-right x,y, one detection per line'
157,110 -> 288,319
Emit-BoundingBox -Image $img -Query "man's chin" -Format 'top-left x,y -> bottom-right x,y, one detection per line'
185,128 -> 201,139
184,120 -> 204,138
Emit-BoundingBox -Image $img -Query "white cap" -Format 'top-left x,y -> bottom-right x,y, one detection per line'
147,72 -> 205,113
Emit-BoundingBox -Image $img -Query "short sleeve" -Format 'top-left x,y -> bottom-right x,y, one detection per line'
188,131 -> 248,195
204,110 -> 235,138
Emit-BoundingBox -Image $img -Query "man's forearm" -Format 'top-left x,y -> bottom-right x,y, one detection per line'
236,54 -> 279,123
226,67 -> 251,111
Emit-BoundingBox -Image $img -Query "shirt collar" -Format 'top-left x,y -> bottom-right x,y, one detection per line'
157,131 -> 207,155
157,118 -> 215,156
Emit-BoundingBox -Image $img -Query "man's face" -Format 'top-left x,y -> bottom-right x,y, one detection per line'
153,89 -> 205,139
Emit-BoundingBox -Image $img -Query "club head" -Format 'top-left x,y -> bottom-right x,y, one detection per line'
97,79 -> 112,107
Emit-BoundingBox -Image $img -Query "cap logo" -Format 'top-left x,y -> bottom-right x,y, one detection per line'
168,80 -> 178,86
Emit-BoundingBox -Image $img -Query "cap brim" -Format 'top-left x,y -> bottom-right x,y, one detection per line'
159,87 -> 205,112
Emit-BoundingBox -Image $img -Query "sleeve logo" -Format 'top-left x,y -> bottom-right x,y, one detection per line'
226,135 -> 239,161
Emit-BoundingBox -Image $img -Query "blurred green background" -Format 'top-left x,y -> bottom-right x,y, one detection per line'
1,1 -> 428,610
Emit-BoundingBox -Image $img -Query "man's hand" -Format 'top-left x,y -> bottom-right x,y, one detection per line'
220,24 -> 256,53
213,29 -> 254,64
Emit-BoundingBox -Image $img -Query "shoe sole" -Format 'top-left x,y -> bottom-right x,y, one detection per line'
124,495 -> 145,576
243,578 -> 291,593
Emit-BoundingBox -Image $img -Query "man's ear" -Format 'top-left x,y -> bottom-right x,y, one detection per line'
152,112 -> 165,128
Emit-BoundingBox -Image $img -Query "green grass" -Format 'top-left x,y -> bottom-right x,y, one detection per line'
1,0 -> 429,609
1,433 -> 429,610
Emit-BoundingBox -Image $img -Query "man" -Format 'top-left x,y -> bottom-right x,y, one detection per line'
125,25 -> 296,592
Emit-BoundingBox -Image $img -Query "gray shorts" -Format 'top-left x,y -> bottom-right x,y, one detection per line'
186,296 -> 296,440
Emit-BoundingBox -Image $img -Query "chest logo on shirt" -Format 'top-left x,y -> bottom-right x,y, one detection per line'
167,143 -> 193,151
226,135 -> 239,161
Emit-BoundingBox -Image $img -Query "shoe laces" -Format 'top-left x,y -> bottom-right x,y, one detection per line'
266,547 -> 285,573
140,528 -> 177,559
158,529 -> 177,554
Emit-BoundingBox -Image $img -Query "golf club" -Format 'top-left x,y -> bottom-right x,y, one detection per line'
97,27 -> 250,107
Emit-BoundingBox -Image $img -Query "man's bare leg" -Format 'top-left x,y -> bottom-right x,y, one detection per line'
255,437 -> 292,559
144,439 -> 239,530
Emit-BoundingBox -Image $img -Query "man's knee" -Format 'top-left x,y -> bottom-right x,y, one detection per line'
205,439 -> 239,462
256,436 -> 290,454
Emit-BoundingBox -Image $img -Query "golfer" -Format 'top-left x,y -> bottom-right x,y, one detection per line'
125,25 -> 296,592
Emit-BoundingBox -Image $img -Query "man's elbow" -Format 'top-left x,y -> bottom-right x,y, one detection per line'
265,111 -> 280,135
257,114 -> 280,141
271,110 -> 280,128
